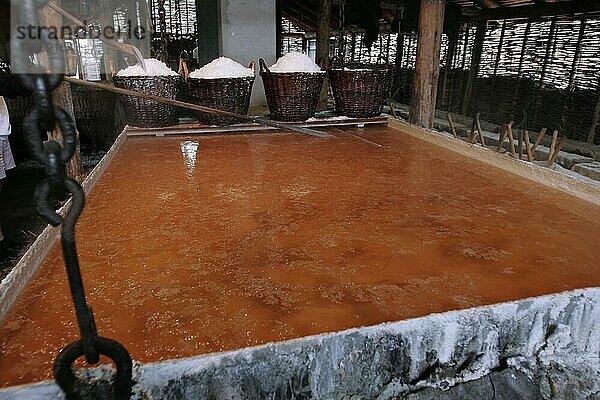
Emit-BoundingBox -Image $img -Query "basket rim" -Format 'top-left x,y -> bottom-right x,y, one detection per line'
188,76 -> 255,82
260,71 -> 326,77
329,68 -> 390,72
113,75 -> 181,81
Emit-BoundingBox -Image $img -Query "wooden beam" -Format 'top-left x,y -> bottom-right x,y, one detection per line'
472,0 -> 600,21
409,0 -> 445,129
475,0 -> 500,9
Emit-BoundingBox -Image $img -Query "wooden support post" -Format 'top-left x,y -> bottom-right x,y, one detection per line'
506,121 -> 516,157
39,1 -> 84,182
316,0 -> 332,111
409,0 -> 445,129
532,127 -> 547,154
462,20 -> 486,116
524,130 -> 533,162
446,113 -> 458,138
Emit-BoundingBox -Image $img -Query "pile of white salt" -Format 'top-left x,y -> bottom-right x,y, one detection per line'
116,59 -> 179,77
269,52 -> 324,73
190,57 -> 254,79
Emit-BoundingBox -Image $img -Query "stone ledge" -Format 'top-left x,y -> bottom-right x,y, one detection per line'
1,288 -> 598,399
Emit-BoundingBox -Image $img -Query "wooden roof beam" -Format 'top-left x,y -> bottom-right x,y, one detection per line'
476,0 -> 501,9
471,0 -> 600,20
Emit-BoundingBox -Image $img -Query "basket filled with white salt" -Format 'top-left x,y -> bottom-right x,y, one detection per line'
259,52 -> 326,122
113,59 -> 181,128
188,57 -> 255,126
329,61 -> 391,118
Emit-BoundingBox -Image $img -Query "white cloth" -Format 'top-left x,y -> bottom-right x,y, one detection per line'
0,96 -> 13,179
0,97 -> 11,137
0,137 -> 15,179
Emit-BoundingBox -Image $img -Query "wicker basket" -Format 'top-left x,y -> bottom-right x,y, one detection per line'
72,84 -> 116,149
259,58 -> 326,122
329,67 -> 391,118
188,63 -> 255,126
113,75 -> 181,128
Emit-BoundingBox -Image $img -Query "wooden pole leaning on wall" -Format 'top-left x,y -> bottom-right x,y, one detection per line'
462,20 -> 486,116
446,113 -> 458,138
524,130 -> 534,162
548,136 -> 567,167
497,124 -> 507,153
531,127 -> 547,154
409,0 -> 445,129
506,121 -> 516,157
475,113 -> 486,146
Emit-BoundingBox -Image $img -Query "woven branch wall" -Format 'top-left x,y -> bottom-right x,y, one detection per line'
393,18 -> 600,144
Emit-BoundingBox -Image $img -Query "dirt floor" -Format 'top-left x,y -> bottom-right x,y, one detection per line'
1,126 -> 599,387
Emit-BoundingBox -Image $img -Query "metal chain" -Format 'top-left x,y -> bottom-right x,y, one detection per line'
13,1 -> 132,399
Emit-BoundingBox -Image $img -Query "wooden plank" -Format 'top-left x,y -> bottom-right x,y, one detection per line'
408,0 -> 445,129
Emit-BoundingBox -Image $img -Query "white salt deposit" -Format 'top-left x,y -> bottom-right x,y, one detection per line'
116,59 -> 179,77
189,57 -> 254,79
269,52 -> 324,73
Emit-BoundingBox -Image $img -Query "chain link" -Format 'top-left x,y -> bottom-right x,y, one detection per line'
12,0 -> 133,398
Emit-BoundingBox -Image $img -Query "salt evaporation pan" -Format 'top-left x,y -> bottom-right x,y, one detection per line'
190,57 -> 254,79
116,58 -> 179,77
269,52 -> 324,73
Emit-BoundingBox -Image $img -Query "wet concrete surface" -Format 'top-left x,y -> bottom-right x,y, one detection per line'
1,126 -> 599,387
